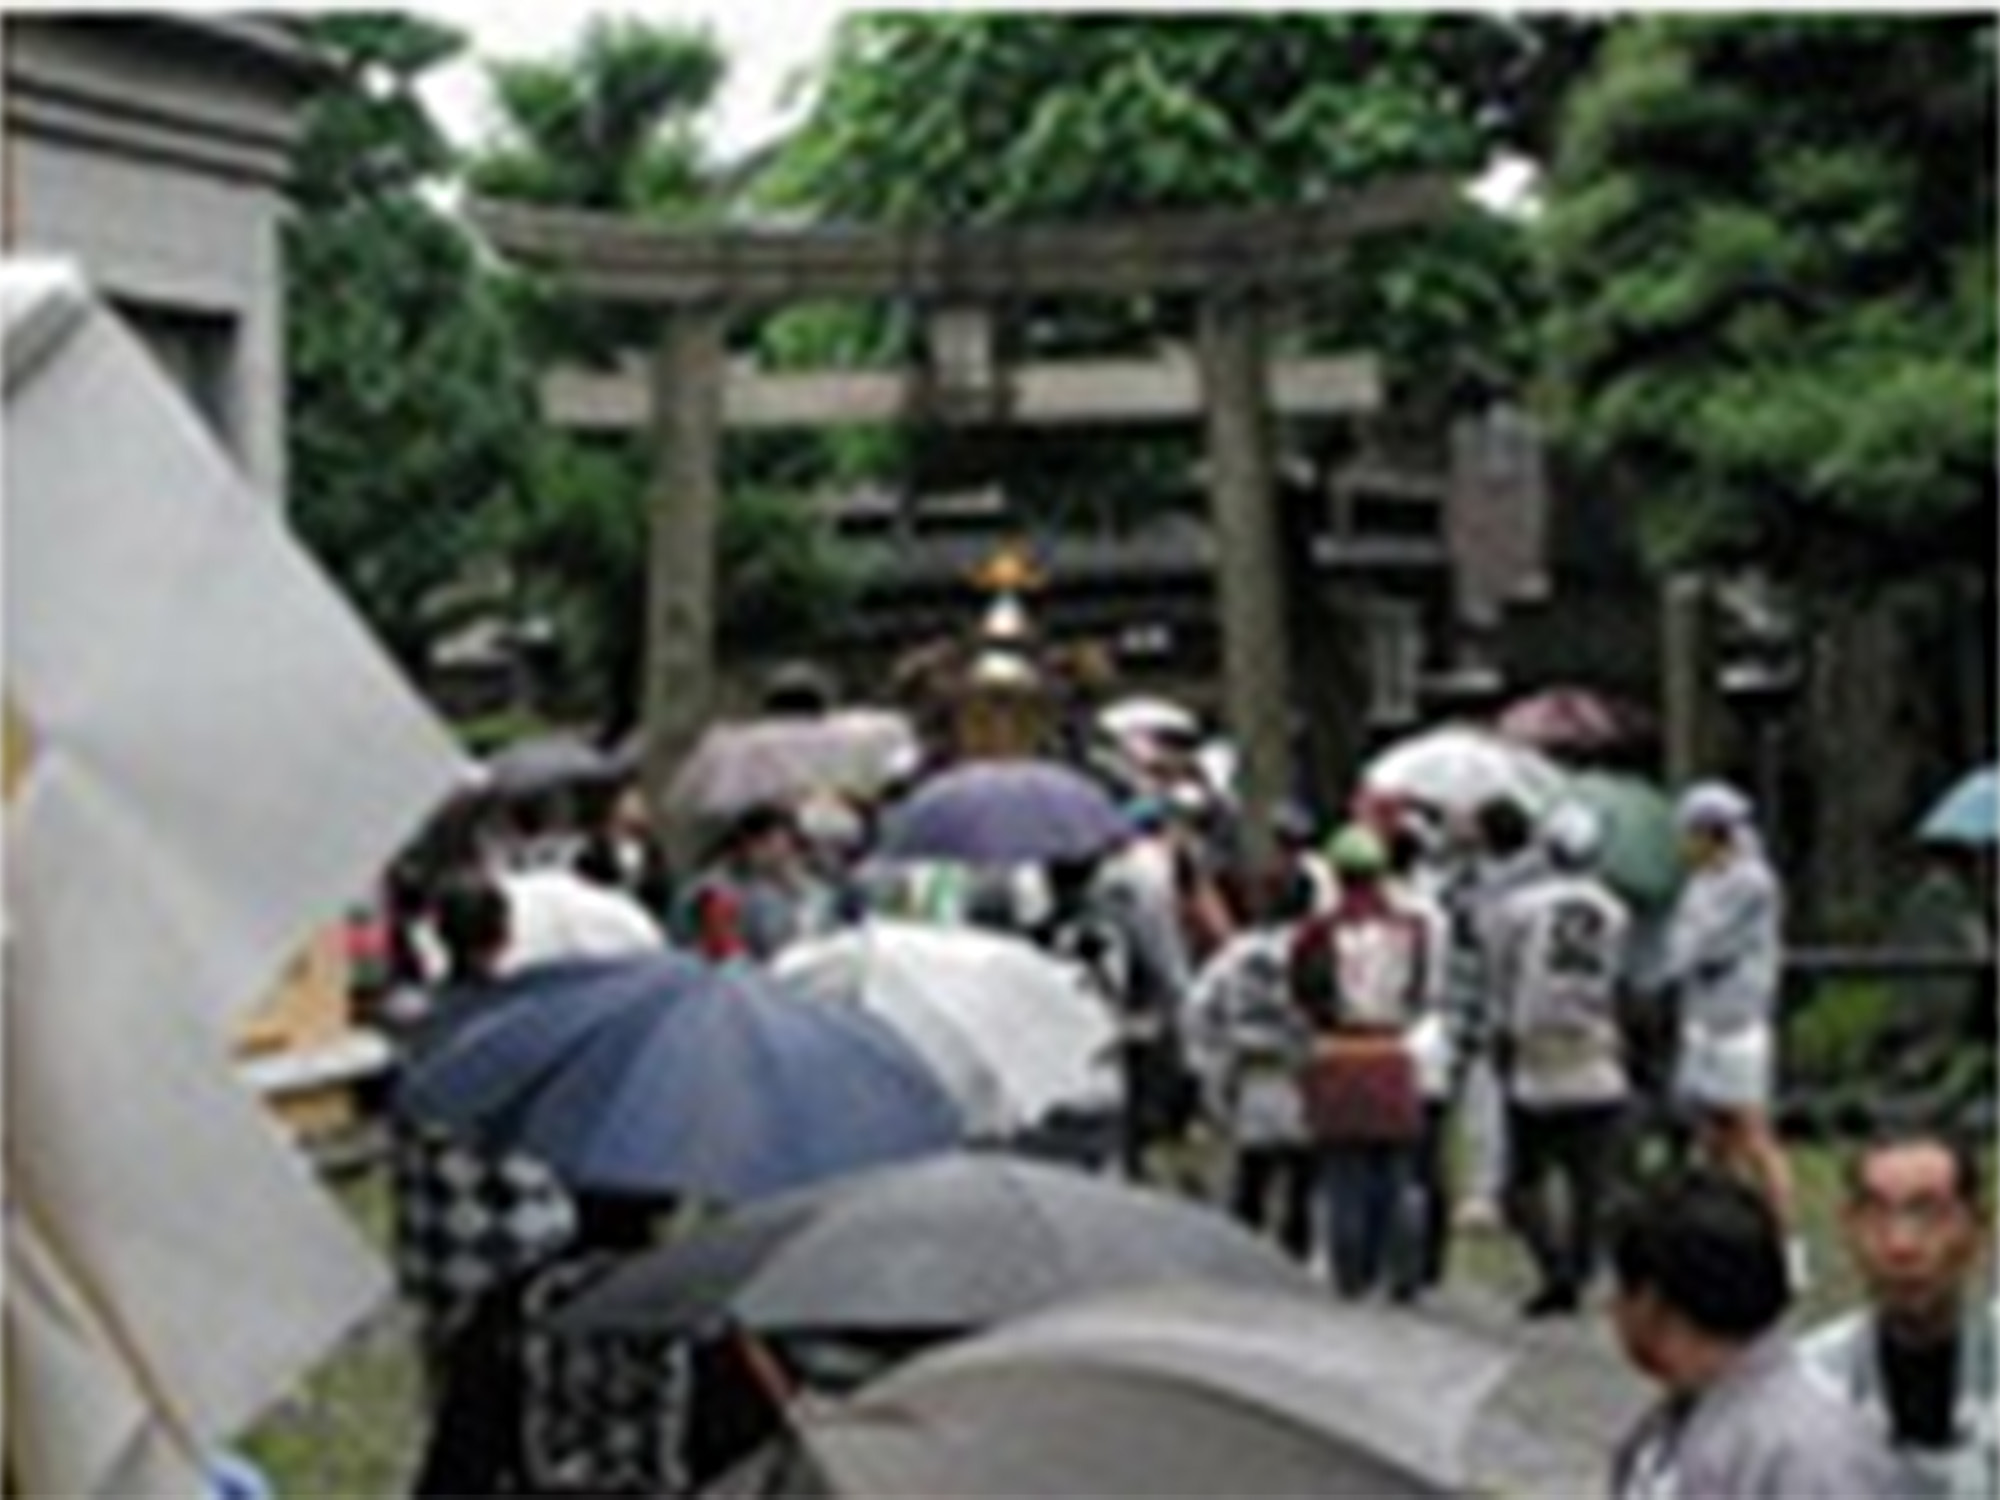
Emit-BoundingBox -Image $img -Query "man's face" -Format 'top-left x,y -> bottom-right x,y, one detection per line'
1844,1143 -> 1988,1334
1680,825 -> 1726,870
742,827 -> 798,876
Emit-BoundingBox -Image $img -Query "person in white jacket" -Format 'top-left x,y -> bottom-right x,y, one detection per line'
1798,1128 -> 1996,1499
1183,868 -> 1319,1261
1664,781 -> 1798,1261
1487,802 -> 1633,1316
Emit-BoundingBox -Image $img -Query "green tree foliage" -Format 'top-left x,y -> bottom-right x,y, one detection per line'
465,17 -> 858,729
467,15 -> 724,213
286,13 -> 535,670
745,14 -> 1599,531
1540,17 -> 1996,586
770,13 -> 1583,221
760,15 -> 1593,411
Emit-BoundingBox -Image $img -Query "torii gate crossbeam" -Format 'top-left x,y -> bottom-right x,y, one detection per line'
470,176 -> 1462,875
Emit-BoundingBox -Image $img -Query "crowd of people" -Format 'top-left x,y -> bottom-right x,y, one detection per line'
364,712 -> 1994,1499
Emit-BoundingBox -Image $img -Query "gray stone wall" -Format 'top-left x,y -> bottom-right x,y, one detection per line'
4,16 -> 320,504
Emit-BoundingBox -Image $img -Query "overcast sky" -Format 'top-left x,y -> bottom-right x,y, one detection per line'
409,1 -> 854,160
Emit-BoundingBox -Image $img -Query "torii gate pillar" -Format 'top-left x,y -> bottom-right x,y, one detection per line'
640,304 -> 726,828
1200,290 -> 1290,884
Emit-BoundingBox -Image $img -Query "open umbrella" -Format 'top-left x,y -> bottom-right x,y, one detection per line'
557,1155 -> 1317,1342
1362,724 -> 1566,817
397,952 -> 960,1201
497,867 -> 665,973
877,759 -> 1128,866
775,921 -> 1120,1138
1563,770 -> 1683,910
1918,765 -> 1997,846
709,1286 -> 1515,1497
1097,695 -> 1200,743
1494,687 -> 1651,756
668,710 -> 918,820
484,731 -> 618,799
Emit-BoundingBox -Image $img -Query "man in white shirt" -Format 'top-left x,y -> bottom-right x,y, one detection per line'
1488,801 -> 1633,1316
1799,1129 -> 1996,1498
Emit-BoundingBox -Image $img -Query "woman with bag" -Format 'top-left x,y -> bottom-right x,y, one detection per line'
1289,824 -> 1430,1300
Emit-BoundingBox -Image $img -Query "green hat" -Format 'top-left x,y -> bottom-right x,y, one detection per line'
1327,822 -> 1388,875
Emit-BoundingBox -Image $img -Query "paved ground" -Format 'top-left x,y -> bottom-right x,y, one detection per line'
1418,1277 -> 1653,1496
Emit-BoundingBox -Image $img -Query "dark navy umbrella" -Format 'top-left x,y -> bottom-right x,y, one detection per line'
877,759 -> 1129,866
397,953 -> 962,1200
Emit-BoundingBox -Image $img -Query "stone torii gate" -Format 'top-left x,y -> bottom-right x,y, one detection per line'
471,176 -> 1457,871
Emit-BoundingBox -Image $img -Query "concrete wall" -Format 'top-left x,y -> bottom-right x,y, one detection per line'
4,16 -> 321,503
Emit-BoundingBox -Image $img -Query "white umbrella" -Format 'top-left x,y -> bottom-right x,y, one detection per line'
1098,695 -> 1200,742
498,867 -> 665,973
668,709 -> 917,820
1361,724 -> 1567,817
776,920 -> 1121,1138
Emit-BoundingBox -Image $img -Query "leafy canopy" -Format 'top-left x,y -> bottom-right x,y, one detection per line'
463,16 -> 860,728
466,14 -> 725,216
286,13 -> 536,670
1539,16 -> 1996,587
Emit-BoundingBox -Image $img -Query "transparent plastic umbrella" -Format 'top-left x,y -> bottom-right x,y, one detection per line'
775,920 -> 1119,1138
1362,724 -> 1567,817
1917,765 -> 1997,845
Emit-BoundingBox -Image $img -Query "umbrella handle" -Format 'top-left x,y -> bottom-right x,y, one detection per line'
735,1327 -> 797,1413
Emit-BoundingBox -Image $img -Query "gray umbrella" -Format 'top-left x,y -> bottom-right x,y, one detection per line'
556,1153 -> 1316,1340
482,731 -> 617,798
708,1285 -> 1516,1497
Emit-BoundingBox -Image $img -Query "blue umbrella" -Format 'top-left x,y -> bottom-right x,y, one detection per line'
878,759 -> 1129,866
397,953 -> 962,1200
1918,766 -> 1998,846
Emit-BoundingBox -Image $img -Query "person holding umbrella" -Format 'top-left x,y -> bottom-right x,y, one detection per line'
412,1190 -> 696,1498
390,872 -> 578,1388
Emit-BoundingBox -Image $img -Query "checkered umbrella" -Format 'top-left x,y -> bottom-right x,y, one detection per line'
397,952 -> 961,1201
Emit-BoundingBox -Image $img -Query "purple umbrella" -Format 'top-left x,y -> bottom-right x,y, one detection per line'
878,760 -> 1129,867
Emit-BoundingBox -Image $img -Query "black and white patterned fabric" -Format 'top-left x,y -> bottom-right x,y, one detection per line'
392,1123 -> 578,1363
518,1255 -> 691,1495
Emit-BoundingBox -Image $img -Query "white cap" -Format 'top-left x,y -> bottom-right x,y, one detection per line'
1540,800 -> 1603,867
1676,779 -> 1754,832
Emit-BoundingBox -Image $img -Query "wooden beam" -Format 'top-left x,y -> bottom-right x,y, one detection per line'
469,176 -> 1461,308
544,353 -> 1381,431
